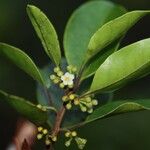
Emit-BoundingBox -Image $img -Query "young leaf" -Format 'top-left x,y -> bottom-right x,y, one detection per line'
64,1 -> 126,70
85,100 -> 150,124
27,5 -> 61,66
0,90 -> 47,125
89,38 -> 150,94
86,10 -> 150,61
0,43 -> 45,86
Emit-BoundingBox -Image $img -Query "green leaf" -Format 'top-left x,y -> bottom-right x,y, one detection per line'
86,10 -> 150,61
64,1 -> 126,70
81,40 -> 120,80
90,38 -> 150,94
65,100 -> 150,129
0,90 -> 47,125
27,5 -> 61,66
0,43 -> 45,86
85,100 -> 150,124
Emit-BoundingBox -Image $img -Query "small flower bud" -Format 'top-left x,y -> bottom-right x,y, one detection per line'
43,129 -> 48,135
45,139 -> 51,146
38,126 -> 43,132
50,74 -> 56,80
80,106 -> 87,112
54,67 -> 60,73
68,84 -> 74,89
72,67 -> 77,73
66,103 -> 72,110
65,140 -> 71,147
85,97 -> 92,103
92,99 -> 98,106
62,96 -> 68,102
65,132 -> 71,138
37,134 -> 43,140
87,108 -> 93,114
59,83 -> 65,88
52,136 -> 57,142
53,78 -> 60,84
74,99 -> 80,105
69,94 -> 75,100
75,137 -> 87,150
67,65 -> 73,72
57,71 -> 63,77
42,106 -> 47,111
37,104 -> 42,109
71,131 -> 77,137
86,102 -> 93,108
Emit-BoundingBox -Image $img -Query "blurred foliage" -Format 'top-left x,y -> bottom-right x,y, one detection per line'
0,0 -> 150,149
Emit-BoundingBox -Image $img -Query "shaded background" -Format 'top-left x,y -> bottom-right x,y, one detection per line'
0,0 -> 150,149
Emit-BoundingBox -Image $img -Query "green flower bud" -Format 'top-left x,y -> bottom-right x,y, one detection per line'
80,105 -> 87,112
68,84 -> 74,89
52,136 -> 57,142
65,138 -> 72,147
65,131 -> 71,138
92,99 -> 98,106
87,108 -> 93,114
66,103 -> 72,110
54,67 -> 60,73
50,74 -> 56,80
57,71 -> 63,77
72,67 -> 77,73
45,139 -> 51,146
75,137 -> 87,150
74,99 -> 80,105
42,106 -> 47,111
62,96 -> 68,102
59,83 -> 65,88
43,129 -> 48,135
53,78 -> 60,84
37,104 -> 42,109
65,140 -> 71,147
37,134 -> 43,140
86,102 -> 93,108
71,131 -> 77,137
67,65 -> 73,71
38,126 -> 43,132
69,94 -> 75,100
85,97 -> 92,103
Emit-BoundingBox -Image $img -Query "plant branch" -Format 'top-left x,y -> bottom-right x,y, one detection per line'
50,64 -> 86,144
52,106 -> 66,136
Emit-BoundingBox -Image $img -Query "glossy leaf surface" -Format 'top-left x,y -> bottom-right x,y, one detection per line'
90,38 -> 150,94
27,5 -> 61,66
0,90 -> 47,125
0,43 -> 45,86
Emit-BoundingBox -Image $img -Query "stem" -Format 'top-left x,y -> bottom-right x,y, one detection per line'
51,106 -> 66,136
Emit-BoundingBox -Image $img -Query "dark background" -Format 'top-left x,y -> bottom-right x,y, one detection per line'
0,0 -> 150,149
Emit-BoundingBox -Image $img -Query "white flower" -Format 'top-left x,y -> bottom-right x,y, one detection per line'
61,72 -> 75,86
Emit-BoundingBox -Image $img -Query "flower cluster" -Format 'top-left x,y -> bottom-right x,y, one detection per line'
37,126 -> 48,140
50,65 -> 77,89
65,131 -> 87,150
62,94 -> 98,113
37,126 -> 57,147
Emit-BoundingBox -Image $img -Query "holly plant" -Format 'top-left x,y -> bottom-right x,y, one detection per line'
0,1 -> 150,149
